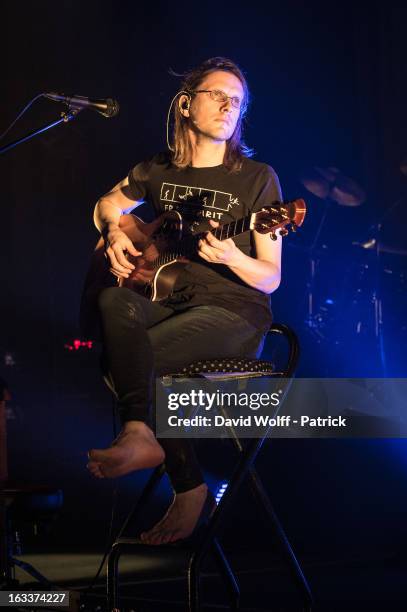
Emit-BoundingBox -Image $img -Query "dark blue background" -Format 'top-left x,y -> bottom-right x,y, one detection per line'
1,0 -> 406,570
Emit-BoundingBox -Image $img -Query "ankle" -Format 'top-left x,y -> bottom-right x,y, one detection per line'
122,420 -> 154,435
175,483 -> 208,501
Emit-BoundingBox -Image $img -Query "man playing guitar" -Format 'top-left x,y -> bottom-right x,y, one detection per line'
87,57 -> 283,545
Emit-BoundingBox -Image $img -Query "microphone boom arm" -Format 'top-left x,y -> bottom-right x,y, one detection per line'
0,108 -> 82,156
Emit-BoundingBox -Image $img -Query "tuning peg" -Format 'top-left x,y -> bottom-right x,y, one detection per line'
270,232 -> 277,241
290,223 -> 297,232
279,228 -> 289,237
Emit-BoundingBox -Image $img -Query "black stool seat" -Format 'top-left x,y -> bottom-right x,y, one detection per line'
171,357 -> 276,377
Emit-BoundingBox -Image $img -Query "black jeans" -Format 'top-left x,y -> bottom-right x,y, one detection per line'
98,286 -> 265,493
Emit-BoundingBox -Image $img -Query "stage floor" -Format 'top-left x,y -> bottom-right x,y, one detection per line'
13,549 -> 406,611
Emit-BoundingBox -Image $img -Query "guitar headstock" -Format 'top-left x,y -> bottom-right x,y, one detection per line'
253,199 -> 307,240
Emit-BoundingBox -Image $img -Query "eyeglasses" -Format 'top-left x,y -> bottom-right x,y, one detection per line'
192,89 -> 242,110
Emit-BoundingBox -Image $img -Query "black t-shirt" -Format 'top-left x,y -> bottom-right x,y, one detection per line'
127,153 -> 282,332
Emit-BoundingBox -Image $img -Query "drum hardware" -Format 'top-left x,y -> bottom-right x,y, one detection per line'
300,166 -> 366,338
349,191 -> 406,375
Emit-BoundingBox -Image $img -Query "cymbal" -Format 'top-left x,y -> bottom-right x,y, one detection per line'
301,172 -> 329,199
314,166 -> 340,182
301,166 -> 366,206
378,242 -> 407,256
352,238 -> 407,257
330,174 -> 366,206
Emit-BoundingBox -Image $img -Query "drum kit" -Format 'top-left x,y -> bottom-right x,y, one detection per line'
297,163 -> 406,375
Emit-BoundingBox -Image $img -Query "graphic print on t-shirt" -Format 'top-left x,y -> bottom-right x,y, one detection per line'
160,182 -> 239,221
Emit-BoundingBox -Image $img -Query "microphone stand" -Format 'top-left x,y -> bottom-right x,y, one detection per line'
0,108 -> 82,156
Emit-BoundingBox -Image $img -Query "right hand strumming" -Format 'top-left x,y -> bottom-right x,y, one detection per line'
103,226 -> 142,279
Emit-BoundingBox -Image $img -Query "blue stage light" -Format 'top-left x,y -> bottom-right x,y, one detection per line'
215,481 -> 229,504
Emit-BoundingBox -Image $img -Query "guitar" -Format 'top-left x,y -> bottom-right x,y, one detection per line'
80,199 -> 306,335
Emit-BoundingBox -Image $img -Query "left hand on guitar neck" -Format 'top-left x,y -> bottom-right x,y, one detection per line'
198,220 -> 244,267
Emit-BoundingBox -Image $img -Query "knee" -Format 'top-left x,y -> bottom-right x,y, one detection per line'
98,287 -> 124,315
98,287 -> 146,327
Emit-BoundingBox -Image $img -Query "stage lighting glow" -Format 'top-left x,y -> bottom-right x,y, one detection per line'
64,339 -> 93,351
215,481 -> 229,504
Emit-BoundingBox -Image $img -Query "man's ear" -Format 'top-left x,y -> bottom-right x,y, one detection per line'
179,94 -> 191,117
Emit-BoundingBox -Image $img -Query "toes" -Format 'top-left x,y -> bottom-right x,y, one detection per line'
141,531 -> 158,545
140,528 -> 179,545
139,530 -> 151,543
151,534 -> 164,545
161,531 -> 177,545
141,529 -> 160,545
88,449 -> 107,463
87,461 -> 105,478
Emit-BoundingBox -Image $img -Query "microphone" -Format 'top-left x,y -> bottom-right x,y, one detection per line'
44,92 -> 120,118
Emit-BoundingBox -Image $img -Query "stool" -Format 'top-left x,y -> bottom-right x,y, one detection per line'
106,323 -> 313,611
0,484 -> 63,588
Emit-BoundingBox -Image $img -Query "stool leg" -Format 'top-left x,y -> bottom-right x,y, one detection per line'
226,430 -> 313,607
190,436 -> 265,568
220,396 -> 313,607
193,435 -> 313,609
185,437 -> 264,610
189,541 -> 241,611
247,467 -> 313,608
106,465 -> 165,612
212,537 -> 240,609
188,554 -> 201,612
107,542 -> 121,612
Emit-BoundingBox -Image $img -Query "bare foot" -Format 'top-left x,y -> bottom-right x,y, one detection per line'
87,421 -> 165,478
140,483 -> 214,545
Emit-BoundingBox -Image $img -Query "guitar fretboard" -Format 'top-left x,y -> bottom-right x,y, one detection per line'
210,215 -> 252,240
153,213 -> 253,268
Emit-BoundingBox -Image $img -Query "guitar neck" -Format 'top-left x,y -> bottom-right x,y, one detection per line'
202,214 -> 252,241
195,201 -> 289,241
155,199 -> 301,266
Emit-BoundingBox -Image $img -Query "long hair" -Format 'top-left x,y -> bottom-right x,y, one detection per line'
170,57 -> 254,173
